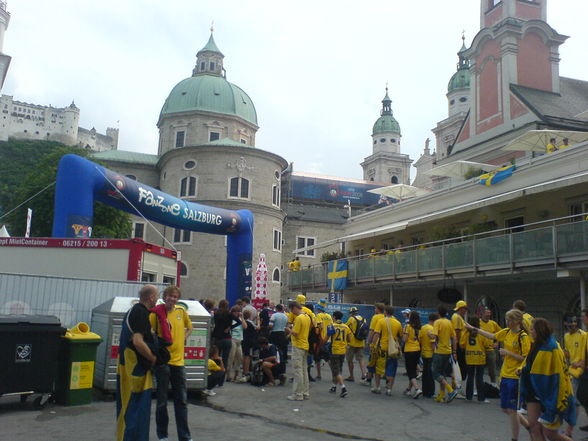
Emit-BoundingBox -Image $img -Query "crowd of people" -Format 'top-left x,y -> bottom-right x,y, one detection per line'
115,284 -> 587,441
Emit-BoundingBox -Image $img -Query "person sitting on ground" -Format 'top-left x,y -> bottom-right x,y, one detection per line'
205,345 -> 225,396
258,337 -> 286,386
327,310 -> 351,398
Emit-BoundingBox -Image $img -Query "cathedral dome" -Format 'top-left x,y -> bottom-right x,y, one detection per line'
372,114 -> 401,136
159,74 -> 258,126
447,69 -> 471,94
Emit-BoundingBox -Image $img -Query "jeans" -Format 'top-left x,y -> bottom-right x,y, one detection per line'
270,331 -> 288,365
207,371 -> 224,390
422,357 -> 435,397
216,338 -> 232,372
292,346 -> 309,397
154,364 -> 191,441
466,364 -> 485,401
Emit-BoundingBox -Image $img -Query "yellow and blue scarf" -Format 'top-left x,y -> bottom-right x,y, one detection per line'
520,336 -> 576,426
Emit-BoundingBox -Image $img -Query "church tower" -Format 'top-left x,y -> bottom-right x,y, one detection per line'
452,0 -> 567,150
361,88 -> 412,184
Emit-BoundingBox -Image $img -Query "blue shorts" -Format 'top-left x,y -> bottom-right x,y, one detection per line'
500,378 -> 519,410
385,358 -> 398,378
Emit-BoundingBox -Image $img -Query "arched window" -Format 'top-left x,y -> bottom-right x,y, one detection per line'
391,176 -> 399,184
272,267 -> 280,283
229,177 -> 249,199
179,262 -> 188,278
180,176 -> 198,197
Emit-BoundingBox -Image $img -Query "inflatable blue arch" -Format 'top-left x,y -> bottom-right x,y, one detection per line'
52,154 -> 253,304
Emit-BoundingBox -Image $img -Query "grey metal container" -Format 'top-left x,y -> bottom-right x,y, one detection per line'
91,297 -> 210,392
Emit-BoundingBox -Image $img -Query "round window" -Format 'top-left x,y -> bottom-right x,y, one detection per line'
391,138 -> 397,143
184,160 -> 196,170
450,99 -> 455,105
459,97 -> 467,103
380,138 -> 386,143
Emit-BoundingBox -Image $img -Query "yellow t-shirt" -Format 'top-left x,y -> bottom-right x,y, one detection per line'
564,329 -> 586,378
495,328 -> 530,379
374,316 -> 402,352
369,313 -> 384,331
432,318 -> 456,355
207,358 -> 222,373
419,324 -> 435,358
330,321 -> 351,355
479,319 -> 501,350
316,312 -> 333,341
287,306 -> 316,325
547,143 -> 558,153
404,324 -> 421,352
150,306 -> 192,366
346,315 -> 366,348
292,313 -> 311,351
451,312 -> 465,335
460,330 -> 487,365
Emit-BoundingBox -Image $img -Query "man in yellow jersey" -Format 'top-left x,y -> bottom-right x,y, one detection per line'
451,300 -> 468,381
314,300 -> 333,380
419,313 -> 439,398
479,307 -> 501,387
563,313 -> 586,437
287,294 -> 316,324
286,301 -> 311,401
577,309 -> 588,432
429,305 -> 458,403
546,137 -> 558,153
150,286 -> 193,441
372,305 -> 403,395
363,303 -> 385,386
513,299 -> 534,334
327,310 -> 352,398
345,307 -> 367,382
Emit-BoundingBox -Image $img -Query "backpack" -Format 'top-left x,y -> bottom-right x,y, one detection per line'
353,316 -> 369,341
250,360 -> 265,386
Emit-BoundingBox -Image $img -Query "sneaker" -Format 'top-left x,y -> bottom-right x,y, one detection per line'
446,390 -> 458,403
479,399 -> 490,403
386,389 -> 393,396
413,389 -> 423,399
287,394 -> 304,401
309,376 -> 316,382
340,387 -> 348,398
235,376 -> 248,383
580,424 -> 588,432
434,394 -> 445,403
158,438 -> 169,441
329,386 -> 337,393
371,387 -> 381,394
303,394 -> 310,400
203,389 -> 216,396
360,379 -> 371,386
403,388 -> 412,397
279,374 -> 287,386
345,376 -> 355,382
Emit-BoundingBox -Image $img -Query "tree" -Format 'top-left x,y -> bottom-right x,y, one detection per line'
2,142 -> 131,238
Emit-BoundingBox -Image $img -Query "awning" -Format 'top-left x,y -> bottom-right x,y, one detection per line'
367,184 -> 429,200
424,160 -> 495,179
503,130 -> 588,153
293,169 -> 588,254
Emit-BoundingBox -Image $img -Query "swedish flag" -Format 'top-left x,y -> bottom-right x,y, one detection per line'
328,259 -> 348,293
479,164 -> 516,186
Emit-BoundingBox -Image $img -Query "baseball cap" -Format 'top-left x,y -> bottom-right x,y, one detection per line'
349,307 -> 359,314
401,308 -> 411,315
454,300 -> 468,311
296,294 -> 306,304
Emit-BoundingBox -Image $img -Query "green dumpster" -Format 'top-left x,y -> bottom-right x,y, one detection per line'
55,322 -> 102,406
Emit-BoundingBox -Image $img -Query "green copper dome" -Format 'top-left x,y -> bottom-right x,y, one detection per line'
372,89 -> 401,135
159,75 -> 258,126
448,69 -> 471,93
372,114 -> 401,135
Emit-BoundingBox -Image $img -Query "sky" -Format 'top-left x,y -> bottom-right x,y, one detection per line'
4,0 -> 588,181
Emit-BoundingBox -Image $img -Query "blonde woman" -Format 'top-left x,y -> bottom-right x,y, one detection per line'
466,309 -> 530,441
